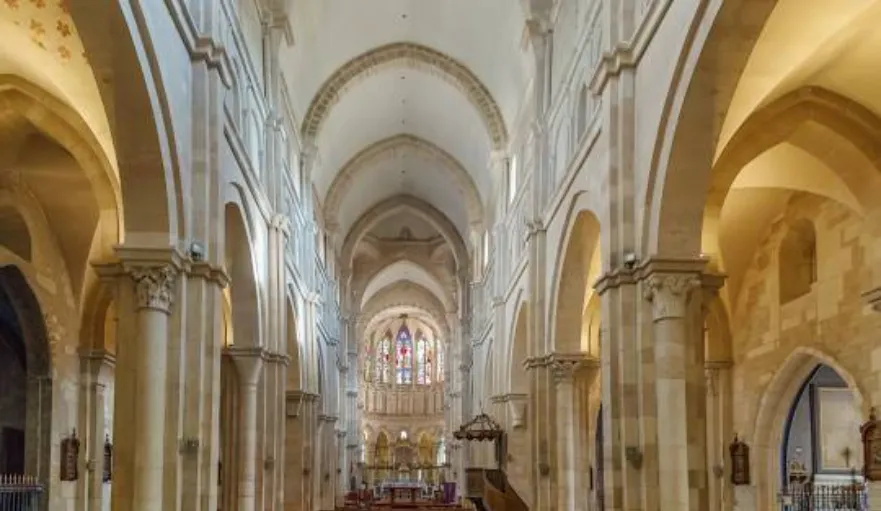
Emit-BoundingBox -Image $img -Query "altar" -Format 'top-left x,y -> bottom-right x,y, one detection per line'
386,483 -> 420,503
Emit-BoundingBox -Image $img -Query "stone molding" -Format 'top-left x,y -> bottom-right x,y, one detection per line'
265,352 -> 291,366
80,349 -> 116,383
523,352 -> 600,384
863,286 -> 881,312
346,389 -> 358,397
319,414 -> 339,424
301,42 -> 508,149
285,390 -> 319,418
336,430 -> 348,439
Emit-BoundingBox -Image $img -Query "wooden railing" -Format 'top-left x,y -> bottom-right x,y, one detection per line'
465,468 -> 528,511
0,475 -> 42,510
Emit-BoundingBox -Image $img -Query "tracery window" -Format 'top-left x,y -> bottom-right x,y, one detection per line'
416,331 -> 433,385
367,319 -> 443,385
375,333 -> 392,384
395,324 -> 413,384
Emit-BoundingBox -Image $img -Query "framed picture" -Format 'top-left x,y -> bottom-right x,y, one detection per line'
814,387 -> 862,473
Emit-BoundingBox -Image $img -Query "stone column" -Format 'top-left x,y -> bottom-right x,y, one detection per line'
78,349 -> 115,511
552,358 -> 582,511
644,271 -> 708,511
337,429 -> 348,497
126,264 -> 178,511
228,347 -> 266,511
705,361 -> 733,511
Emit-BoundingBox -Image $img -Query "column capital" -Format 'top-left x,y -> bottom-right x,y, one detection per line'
80,349 -> 116,382
336,430 -> 347,439
643,272 -> 700,320
225,346 -> 267,385
129,265 -> 179,313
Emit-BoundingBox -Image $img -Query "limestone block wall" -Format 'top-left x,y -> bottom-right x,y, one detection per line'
728,194 -> 881,506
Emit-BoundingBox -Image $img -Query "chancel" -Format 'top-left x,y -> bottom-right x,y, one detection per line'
2,1 -> 881,511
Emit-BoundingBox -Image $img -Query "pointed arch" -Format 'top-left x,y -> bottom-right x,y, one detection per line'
301,42 -> 508,149
324,134 -> 483,227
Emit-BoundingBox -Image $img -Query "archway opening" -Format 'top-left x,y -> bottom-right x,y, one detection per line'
0,266 -> 51,499
780,364 -> 864,507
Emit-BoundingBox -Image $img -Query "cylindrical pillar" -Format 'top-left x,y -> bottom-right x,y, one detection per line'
552,360 -> 581,511
229,348 -> 266,511
645,272 -> 708,511
127,266 -> 178,511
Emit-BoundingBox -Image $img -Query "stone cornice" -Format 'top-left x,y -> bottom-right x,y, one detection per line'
524,352 -> 599,373
265,352 -> 291,366
286,390 -> 320,403
489,393 -> 528,404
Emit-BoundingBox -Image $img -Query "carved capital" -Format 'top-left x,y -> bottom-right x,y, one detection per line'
128,265 -> 178,313
551,359 -> 581,384
643,273 -> 700,320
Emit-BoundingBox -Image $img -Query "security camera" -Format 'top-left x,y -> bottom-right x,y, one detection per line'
623,252 -> 638,269
189,241 -> 206,262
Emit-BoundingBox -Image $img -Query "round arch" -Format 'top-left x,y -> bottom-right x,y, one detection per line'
69,2 -> 183,240
507,297 -> 529,395
224,202 -> 262,348
285,294 -> 303,391
324,134 -> 483,227
549,206 -> 601,353
643,0 -> 781,257
301,42 -> 508,150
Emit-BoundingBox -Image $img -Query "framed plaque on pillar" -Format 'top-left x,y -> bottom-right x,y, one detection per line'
861,409 -> 881,481
60,430 -> 80,482
729,435 -> 750,485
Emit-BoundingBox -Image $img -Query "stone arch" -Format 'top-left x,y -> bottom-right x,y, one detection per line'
324,134 -> 483,227
301,42 -> 508,149
508,297 -> 529,395
69,2 -> 183,240
707,88 -> 881,215
341,195 -> 470,272
750,347 -> 865,507
223,202 -> 262,348
286,294 -> 303,391
643,0 -> 881,258
549,206 -> 601,353
359,284 -> 448,336
358,258 -> 450,311
0,265 -> 52,494
0,76 -> 121,243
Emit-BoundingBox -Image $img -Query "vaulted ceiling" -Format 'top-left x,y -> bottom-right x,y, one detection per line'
285,0 -> 532,244
284,0 -> 535,321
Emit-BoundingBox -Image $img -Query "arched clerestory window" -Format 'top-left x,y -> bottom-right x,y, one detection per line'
779,219 -> 817,304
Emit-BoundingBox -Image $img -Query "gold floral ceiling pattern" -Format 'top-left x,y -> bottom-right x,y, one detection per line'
1,0 -> 85,64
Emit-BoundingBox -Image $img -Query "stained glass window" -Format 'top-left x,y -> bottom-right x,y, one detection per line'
376,333 -> 391,383
395,323 -> 412,384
